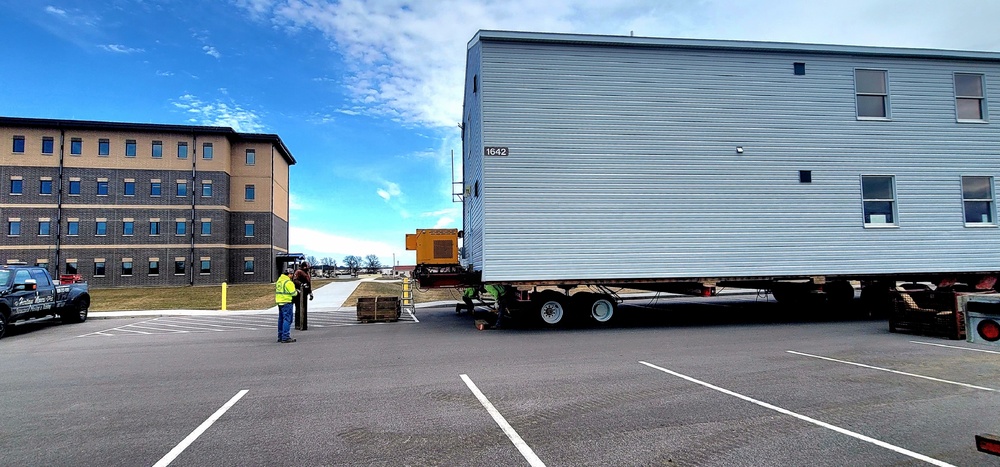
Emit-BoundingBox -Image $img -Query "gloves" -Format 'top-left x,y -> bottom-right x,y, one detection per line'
309,294 -> 314,301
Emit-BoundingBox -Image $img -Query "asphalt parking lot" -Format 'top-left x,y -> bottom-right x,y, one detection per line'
2,294 -> 998,466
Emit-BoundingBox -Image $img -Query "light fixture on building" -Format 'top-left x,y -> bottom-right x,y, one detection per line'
736,146 -> 744,154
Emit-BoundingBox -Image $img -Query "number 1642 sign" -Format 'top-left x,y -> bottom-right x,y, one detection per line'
484,147 -> 509,156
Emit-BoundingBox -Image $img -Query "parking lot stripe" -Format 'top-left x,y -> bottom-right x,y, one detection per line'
460,374 -> 545,467
786,351 -> 995,392
152,389 -> 249,467
639,361 -> 957,467
910,340 -> 1000,355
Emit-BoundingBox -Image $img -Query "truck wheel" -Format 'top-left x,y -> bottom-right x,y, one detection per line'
535,292 -> 566,326
0,311 -> 8,339
62,296 -> 89,324
825,281 -> 856,307
579,293 -> 616,323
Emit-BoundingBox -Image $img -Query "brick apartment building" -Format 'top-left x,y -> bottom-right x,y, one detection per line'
0,116 -> 295,287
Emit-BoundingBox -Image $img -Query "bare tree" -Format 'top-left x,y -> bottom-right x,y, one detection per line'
306,255 -> 317,266
343,255 -> 362,275
364,254 -> 382,274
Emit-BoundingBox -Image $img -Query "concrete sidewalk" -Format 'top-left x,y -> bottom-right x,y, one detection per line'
89,278 -> 373,319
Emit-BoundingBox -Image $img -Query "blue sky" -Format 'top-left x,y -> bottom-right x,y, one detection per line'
2,0 -> 998,267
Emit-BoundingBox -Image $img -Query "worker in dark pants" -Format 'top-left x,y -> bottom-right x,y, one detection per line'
293,262 -> 314,330
457,286 -> 477,313
484,284 -> 508,329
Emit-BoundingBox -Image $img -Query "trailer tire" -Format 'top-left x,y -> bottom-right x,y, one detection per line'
534,292 -> 566,326
825,281 -> 856,307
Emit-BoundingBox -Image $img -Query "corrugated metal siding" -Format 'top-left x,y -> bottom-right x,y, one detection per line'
467,38 -> 1000,283
463,42 -> 485,270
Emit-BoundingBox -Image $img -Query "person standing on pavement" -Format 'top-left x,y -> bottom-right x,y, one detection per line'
484,284 -> 508,329
293,262 -> 314,330
275,267 -> 298,343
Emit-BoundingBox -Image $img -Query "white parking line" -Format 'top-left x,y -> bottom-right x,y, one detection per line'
786,351 -> 995,392
639,361 -> 956,467
910,340 -> 1000,355
460,374 -> 545,467
152,389 -> 249,467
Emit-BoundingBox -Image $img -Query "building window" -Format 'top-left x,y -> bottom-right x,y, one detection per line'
152,141 -> 162,158
70,138 -> 82,155
176,220 -> 187,236
65,260 -> 78,274
855,69 -> 888,119
174,260 -> 185,275
122,260 -> 133,276
38,220 -> 50,236
12,136 -> 25,153
201,219 -> 211,236
861,175 -> 897,226
177,181 -> 188,197
40,179 -> 52,195
67,220 -> 79,236
245,184 -> 255,201
8,219 -> 21,236
150,181 -> 161,197
149,260 -> 159,276
94,260 -> 106,277
10,179 -> 22,195
150,220 -> 160,236
95,220 -> 107,236
244,222 -> 254,237
246,149 -> 255,165
955,73 -> 986,121
124,180 -> 136,196
42,137 -> 54,154
125,140 -> 137,157
201,181 -> 212,197
962,176 -> 994,225
244,259 -> 255,274
178,142 -> 188,159
99,139 -> 110,156
97,180 -> 109,196
200,259 -> 211,274
123,221 -> 134,236
203,142 -> 213,159
68,180 -> 81,195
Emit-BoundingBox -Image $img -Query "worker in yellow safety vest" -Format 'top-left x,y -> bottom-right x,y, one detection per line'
275,268 -> 298,343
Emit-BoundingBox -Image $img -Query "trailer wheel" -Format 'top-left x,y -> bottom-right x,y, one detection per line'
535,292 -> 566,326
0,310 -> 8,339
825,281 -> 856,307
588,295 -> 616,323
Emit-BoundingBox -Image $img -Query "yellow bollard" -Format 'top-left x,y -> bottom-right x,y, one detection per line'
221,282 -> 227,311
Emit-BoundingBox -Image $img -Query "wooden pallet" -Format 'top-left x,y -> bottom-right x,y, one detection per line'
357,296 -> 401,323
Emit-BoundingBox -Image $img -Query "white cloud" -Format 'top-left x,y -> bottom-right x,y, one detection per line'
433,216 -> 455,229
156,70 -> 174,77
171,94 -> 266,133
203,45 -> 222,58
45,6 -> 66,16
376,181 -> 402,201
100,44 -> 144,54
236,0 -> 1000,131
289,193 -> 304,211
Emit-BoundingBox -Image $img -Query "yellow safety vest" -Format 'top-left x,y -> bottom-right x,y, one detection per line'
275,274 -> 297,304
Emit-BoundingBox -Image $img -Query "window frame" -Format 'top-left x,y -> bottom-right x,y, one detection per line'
150,181 -> 161,197
8,219 -> 21,236
174,260 -> 185,275
245,184 -> 255,201
201,181 -> 213,198
96,180 -> 109,196
10,178 -> 23,195
244,222 -> 255,237
200,259 -> 211,275
123,220 -> 135,236
177,141 -> 188,159
125,139 -> 137,157
176,220 -> 187,236
70,138 -> 82,155
41,137 -> 54,154
861,174 -> 898,228
149,259 -> 160,276
95,220 -> 108,236
150,220 -> 160,236
246,149 -> 255,165
954,72 -> 988,122
202,142 -> 213,160
67,220 -> 79,236
123,180 -> 136,197
38,220 -> 50,236
151,140 -> 163,158
68,180 -> 81,195
201,219 -> 211,236
243,259 -> 254,274
121,260 -> 133,277
40,179 -> 52,195
961,175 -> 996,226
94,260 -> 106,277
854,68 -> 890,120
176,180 -> 188,197
12,135 -> 25,153
99,139 -> 110,156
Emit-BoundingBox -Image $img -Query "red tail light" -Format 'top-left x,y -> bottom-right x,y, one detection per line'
977,319 -> 1000,342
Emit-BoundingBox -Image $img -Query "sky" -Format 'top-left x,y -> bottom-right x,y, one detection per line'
2,0 -> 999,267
